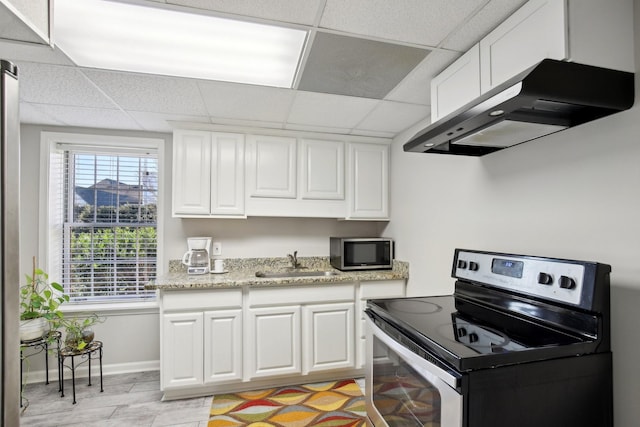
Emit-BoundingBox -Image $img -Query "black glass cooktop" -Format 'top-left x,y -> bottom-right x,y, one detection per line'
366,295 -> 600,371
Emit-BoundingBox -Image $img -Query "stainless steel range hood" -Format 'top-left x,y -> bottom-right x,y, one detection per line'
404,59 -> 634,156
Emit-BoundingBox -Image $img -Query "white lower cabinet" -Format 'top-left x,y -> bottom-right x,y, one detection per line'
248,306 -> 302,378
204,309 -> 243,384
303,302 -> 355,373
159,279 -> 405,399
162,312 -> 204,389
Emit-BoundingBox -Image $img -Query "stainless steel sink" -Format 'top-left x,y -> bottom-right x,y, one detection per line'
255,270 -> 339,278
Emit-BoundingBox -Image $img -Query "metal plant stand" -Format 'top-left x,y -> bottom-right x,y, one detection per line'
58,340 -> 104,404
20,331 -> 62,407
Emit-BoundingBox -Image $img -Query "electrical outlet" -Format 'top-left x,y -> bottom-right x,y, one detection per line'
212,242 -> 222,256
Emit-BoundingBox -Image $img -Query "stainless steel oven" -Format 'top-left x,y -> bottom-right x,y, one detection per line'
365,249 -> 613,427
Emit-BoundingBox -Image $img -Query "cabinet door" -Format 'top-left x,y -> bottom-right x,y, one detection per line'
480,0 -> 567,92
348,143 -> 389,219
300,139 -> 344,200
430,44 -> 481,121
172,130 -> 212,215
303,303 -> 354,373
162,312 -> 203,389
211,133 -> 245,216
247,135 -> 297,199
248,306 -> 301,378
203,309 -> 242,383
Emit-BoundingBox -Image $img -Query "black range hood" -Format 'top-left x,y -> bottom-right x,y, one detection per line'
404,59 -> 635,156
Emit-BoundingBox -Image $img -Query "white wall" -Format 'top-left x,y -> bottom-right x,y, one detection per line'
18,124 -> 382,377
384,9 -> 640,426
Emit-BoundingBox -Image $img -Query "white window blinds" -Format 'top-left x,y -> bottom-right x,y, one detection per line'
50,142 -> 158,302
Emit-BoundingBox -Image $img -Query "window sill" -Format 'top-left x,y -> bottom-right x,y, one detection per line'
61,300 -> 159,316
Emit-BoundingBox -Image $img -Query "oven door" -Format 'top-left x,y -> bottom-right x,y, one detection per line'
366,317 -> 463,427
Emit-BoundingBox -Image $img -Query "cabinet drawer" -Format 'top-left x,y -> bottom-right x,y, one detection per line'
250,284 -> 355,306
162,289 -> 242,311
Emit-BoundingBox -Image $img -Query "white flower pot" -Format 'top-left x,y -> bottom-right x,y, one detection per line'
20,317 -> 48,342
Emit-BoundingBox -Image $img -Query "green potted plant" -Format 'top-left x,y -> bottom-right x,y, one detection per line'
19,257 -> 69,342
60,314 -> 105,351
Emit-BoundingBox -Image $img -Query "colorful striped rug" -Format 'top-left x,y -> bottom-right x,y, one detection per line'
208,379 -> 366,427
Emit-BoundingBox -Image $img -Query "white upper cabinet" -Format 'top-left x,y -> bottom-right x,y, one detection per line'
432,0 -> 634,116
431,44 -> 481,122
246,135 -> 297,199
172,130 -> 212,216
173,129 -> 389,220
480,0 -> 634,92
300,139 -> 344,200
172,130 -> 245,218
211,133 -> 245,216
480,0 -> 567,92
347,143 -> 389,220
246,135 -> 347,218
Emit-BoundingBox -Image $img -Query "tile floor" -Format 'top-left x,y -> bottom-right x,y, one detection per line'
19,371 -> 367,427
20,371 -> 211,427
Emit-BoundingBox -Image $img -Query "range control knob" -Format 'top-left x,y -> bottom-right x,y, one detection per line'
457,260 -> 467,269
468,333 -> 479,343
457,327 -> 468,338
538,272 -> 553,285
469,261 -> 479,271
559,276 -> 576,289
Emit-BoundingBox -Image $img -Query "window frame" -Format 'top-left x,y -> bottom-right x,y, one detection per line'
39,131 -> 165,306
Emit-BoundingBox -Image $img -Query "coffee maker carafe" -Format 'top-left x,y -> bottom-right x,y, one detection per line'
182,237 -> 211,274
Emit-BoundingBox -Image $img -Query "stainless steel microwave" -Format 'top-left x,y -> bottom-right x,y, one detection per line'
330,237 -> 394,271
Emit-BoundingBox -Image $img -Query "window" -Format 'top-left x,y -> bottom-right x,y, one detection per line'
41,133 -> 164,303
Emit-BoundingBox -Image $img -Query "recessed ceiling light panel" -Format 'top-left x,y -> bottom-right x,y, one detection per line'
54,0 -> 307,87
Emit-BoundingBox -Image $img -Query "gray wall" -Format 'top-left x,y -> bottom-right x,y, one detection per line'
384,7 -> 640,426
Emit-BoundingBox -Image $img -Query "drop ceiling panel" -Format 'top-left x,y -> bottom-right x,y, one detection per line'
320,0 -> 486,46
17,62 -> 119,108
25,104 -> 143,130
298,32 -> 430,99
20,103 -> 66,126
198,81 -> 295,123
287,91 -> 379,129
82,69 -> 209,115
356,101 -> 430,133
440,0 -> 528,51
127,111 -> 210,132
167,0 -> 323,25
385,50 -> 460,105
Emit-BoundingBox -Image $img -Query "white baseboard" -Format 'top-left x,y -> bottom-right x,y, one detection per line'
24,359 -> 160,384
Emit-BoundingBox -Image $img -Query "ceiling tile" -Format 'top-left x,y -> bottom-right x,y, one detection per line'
298,32 -> 429,99
81,69 -> 209,116
0,41 -> 74,66
356,101 -> 430,133
198,81 -> 295,123
285,123 -> 352,135
17,62 -> 119,108
385,50 -> 460,105
19,103 -> 66,126
167,0 -> 322,25
287,91 -> 379,129
126,111 -> 210,132
24,104 -> 143,130
441,0 -> 528,51
320,0 -> 486,46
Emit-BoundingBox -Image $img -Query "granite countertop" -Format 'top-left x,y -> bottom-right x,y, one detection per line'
146,257 -> 408,290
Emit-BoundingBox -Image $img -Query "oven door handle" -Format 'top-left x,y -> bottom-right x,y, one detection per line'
367,317 -> 461,390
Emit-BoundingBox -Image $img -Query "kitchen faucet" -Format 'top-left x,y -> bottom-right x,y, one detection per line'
287,251 -> 301,269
